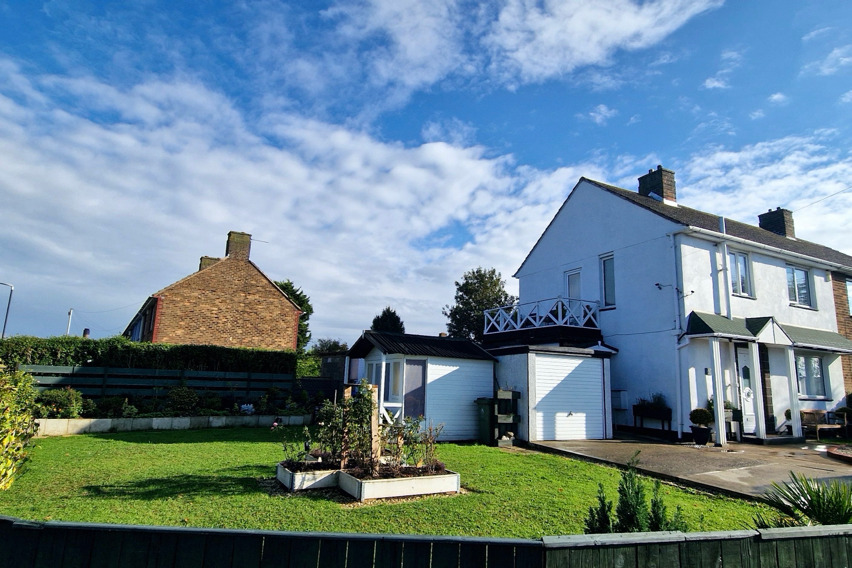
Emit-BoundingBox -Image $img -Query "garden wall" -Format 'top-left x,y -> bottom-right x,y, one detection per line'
33,414 -> 311,437
1,515 -> 851,567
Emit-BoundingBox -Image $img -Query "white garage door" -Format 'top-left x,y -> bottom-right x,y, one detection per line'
534,354 -> 604,440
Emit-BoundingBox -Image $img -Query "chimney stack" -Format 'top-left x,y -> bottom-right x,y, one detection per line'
638,165 -> 676,204
199,256 -> 219,271
758,208 -> 795,238
226,231 -> 252,260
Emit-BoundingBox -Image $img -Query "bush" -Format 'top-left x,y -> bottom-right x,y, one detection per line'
689,407 -> 714,426
167,386 -> 199,416
36,387 -> 83,418
757,471 -> 852,527
1,366 -> 39,490
583,452 -> 686,534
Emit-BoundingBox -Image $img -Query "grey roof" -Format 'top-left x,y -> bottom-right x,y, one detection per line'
684,311 -> 852,353
684,312 -> 753,339
586,178 -> 852,271
348,331 -> 496,361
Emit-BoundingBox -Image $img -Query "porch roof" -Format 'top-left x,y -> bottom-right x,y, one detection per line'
684,312 -> 753,340
780,324 -> 852,354
348,331 -> 496,361
684,311 -> 852,353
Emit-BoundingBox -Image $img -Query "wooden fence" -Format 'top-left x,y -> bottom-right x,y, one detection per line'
18,365 -> 339,402
2,515 -> 852,568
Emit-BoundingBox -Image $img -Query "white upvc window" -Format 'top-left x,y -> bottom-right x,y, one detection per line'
847,280 -> 852,315
564,269 -> 581,299
786,265 -> 812,307
600,253 -> 615,308
383,360 -> 403,403
796,353 -> 826,398
728,251 -> 753,297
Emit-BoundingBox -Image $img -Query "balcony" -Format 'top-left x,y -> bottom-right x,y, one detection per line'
482,297 -> 601,348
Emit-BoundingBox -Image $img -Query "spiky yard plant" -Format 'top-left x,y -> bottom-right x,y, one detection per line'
756,471 -> 852,527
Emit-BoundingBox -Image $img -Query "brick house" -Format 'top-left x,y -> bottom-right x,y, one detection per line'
124,231 -> 301,350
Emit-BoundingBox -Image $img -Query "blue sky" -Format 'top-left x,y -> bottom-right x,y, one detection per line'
1,0 -> 851,344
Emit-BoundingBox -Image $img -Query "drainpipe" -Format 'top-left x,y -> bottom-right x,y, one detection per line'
669,233 -> 684,439
719,218 -> 732,320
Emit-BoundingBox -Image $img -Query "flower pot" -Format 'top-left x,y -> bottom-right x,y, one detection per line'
338,470 -> 460,502
276,463 -> 340,491
690,425 -> 712,446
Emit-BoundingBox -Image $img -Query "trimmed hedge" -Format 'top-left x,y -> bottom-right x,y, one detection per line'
0,336 -> 298,374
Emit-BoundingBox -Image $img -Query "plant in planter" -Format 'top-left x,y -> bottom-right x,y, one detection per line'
632,392 -> 672,429
689,407 -> 714,445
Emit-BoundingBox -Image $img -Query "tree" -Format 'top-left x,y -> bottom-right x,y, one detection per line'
274,280 -> 313,351
371,307 -> 405,334
442,267 -> 515,342
311,338 -> 349,353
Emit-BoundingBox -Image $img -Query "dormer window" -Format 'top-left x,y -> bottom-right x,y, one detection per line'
728,251 -> 752,297
786,265 -> 812,307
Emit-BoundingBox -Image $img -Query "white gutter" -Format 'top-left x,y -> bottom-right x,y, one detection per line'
673,226 -> 852,272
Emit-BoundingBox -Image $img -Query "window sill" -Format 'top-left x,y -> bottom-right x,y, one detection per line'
789,303 -> 817,311
732,293 -> 756,300
798,396 -> 832,402
600,306 -> 616,312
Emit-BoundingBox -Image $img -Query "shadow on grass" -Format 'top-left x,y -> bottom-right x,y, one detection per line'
83,464 -> 271,500
86,427 -> 292,445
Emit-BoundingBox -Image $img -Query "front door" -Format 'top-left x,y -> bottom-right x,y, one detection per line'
736,347 -> 757,435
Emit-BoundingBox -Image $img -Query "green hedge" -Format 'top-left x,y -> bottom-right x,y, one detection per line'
0,336 -> 298,374
1,366 -> 39,490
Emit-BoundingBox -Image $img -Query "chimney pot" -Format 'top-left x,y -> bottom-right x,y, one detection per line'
226,231 -> 252,260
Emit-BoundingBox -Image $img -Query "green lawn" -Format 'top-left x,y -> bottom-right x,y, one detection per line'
0,428 -> 771,538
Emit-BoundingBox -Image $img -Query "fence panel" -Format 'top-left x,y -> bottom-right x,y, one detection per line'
5,517 -> 852,568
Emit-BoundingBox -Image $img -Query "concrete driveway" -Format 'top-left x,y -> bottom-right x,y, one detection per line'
530,437 -> 852,500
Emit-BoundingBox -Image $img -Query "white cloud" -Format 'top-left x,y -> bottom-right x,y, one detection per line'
767,92 -> 788,105
841,90 -> 852,104
802,27 -> 832,42
481,0 -> 722,84
803,45 -> 852,76
702,77 -> 728,89
581,104 -> 618,125
749,109 -> 765,120
679,132 -> 852,255
701,48 -> 743,90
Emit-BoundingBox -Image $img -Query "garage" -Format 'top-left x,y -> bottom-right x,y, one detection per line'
533,354 -> 606,440
492,345 -> 613,442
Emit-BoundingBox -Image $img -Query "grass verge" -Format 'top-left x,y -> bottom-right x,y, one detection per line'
0,427 -> 771,538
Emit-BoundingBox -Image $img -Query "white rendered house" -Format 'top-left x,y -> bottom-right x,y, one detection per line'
487,166 -> 852,444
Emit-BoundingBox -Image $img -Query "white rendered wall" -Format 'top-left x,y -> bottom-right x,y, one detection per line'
425,357 -> 494,441
679,234 -> 840,331
516,180 -> 683,427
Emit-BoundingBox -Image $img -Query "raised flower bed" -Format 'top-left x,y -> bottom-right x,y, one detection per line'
338,468 -> 459,502
272,381 -> 457,500
276,462 -> 340,491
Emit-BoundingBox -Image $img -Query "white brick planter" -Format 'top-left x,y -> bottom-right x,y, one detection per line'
34,414 -> 310,437
338,470 -> 460,502
276,463 -> 340,491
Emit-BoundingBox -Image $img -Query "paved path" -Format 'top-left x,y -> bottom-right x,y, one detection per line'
530,437 -> 852,500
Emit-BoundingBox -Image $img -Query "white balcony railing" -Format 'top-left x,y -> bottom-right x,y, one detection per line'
484,297 -> 600,335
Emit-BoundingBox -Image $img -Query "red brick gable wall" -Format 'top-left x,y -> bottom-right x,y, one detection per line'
152,258 -> 300,351
832,272 -> 852,394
